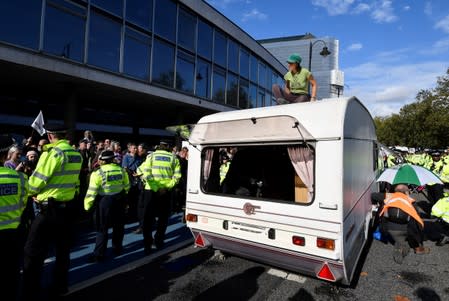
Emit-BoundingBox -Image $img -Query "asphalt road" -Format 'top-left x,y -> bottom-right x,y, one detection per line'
62,191 -> 449,301
63,231 -> 449,301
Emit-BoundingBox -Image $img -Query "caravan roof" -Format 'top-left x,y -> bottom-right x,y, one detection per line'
190,97 -> 376,145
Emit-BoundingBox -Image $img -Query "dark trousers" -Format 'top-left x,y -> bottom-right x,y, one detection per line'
93,194 -> 125,257
142,189 -> 171,250
424,219 -> 449,241
0,228 -> 21,301
23,203 -> 73,299
126,184 -> 140,223
380,217 -> 424,249
137,186 -> 145,228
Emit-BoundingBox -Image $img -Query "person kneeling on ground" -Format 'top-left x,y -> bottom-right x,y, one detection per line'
375,184 -> 429,264
430,195 -> 449,246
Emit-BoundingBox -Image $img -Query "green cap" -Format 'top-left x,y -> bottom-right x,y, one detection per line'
287,53 -> 302,64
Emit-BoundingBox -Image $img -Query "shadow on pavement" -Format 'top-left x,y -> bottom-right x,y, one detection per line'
192,266 -> 265,301
62,248 -> 214,301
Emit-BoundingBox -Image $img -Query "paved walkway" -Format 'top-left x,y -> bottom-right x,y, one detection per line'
40,213 -> 192,294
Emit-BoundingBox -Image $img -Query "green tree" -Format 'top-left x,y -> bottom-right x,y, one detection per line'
375,68 -> 449,148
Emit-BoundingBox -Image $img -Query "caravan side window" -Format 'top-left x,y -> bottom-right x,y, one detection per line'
201,144 -> 315,204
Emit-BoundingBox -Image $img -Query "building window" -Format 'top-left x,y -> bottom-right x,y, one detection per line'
197,19 -> 212,60
249,83 -> 257,108
195,59 -> 210,99
152,38 -> 175,87
227,72 -> 238,107
124,27 -> 151,80
126,0 -> 152,30
228,40 -> 239,73
154,0 -> 176,42
239,49 -> 249,79
0,0 -> 42,49
88,11 -> 121,72
177,7 -> 196,52
212,66 -> 226,103
43,2 -> 85,62
176,50 -> 195,94
213,30 -> 227,68
91,0 -> 123,16
258,62 -> 266,88
250,55 -> 258,84
258,89 -> 265,107
239,79 -> 249,109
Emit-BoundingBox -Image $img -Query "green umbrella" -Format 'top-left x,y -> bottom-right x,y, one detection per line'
376,163 -> 442,186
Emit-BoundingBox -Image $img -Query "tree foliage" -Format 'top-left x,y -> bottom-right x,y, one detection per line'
374,68 -> 449,148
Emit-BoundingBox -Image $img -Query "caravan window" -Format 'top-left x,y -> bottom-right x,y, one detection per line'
201,145 -> 315,204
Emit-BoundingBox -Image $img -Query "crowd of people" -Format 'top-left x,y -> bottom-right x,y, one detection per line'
0,128 -> 189,300
373,148 -> 449,264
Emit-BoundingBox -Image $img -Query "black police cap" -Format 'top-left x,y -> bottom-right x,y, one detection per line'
0,135 -> 15,153
99,150 -> 115,161
45,123 -> 68,134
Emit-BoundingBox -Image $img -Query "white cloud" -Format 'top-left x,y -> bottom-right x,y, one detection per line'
347,43 -> 363,51
424,2 -> 432,16
352,3 -> 370,14
345,60 -> 447,116
310,0 -> 355,16
403,5 -> 410,11
420,37 -> 449,55
435,14 -> 449,33
371,0 -> 398,23
241,8 -> 268,22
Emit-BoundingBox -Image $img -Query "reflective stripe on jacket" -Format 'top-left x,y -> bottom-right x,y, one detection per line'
137,150 -> 181,192
0,167 -> 28,230
84,163 -> 130,211
380,192 -> 424,227
431,197 -> 449,224
29,139 -> 82,202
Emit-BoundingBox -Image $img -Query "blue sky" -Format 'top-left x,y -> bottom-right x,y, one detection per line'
205,0 -> 449,116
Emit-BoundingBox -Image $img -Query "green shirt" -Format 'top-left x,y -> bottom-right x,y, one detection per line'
284,68 -> 311,94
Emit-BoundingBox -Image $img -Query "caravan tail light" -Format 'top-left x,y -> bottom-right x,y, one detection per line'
292,236 -> 305,246
186,214 -> 198,222
316,262 -> 337,282
317,238 -> 335,250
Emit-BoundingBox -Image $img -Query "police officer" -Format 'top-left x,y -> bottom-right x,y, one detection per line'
137,141 -> 181,253
430,196 -> 449,246
220,154 -> 231,185
0,135 -> 28,301
23,124 -> 82,298
84,150 -> 130,262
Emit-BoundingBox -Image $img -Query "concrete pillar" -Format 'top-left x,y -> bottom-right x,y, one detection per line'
64,93 -> 77,144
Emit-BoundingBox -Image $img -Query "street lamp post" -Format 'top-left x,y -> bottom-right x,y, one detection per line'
307,39 -> 331,96
308,39 -> 331,72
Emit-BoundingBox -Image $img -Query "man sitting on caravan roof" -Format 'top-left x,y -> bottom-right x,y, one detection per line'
272,53 -> 317,104
376,184 -> 429,264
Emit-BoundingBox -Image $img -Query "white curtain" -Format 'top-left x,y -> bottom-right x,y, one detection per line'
203,149 -> 214,183
288,146 -> 314,202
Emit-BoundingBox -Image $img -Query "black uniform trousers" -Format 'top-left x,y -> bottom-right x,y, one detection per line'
23,201 -> 73,299
142,189 -> 171,251
93,194 -> 125,257
0,228 -> 22,301
380,216 -> 424,249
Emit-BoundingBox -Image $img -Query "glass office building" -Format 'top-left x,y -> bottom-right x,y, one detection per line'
0,0 -> 285,139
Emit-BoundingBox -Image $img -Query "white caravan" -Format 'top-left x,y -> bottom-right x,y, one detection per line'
185,97 -> 380,285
